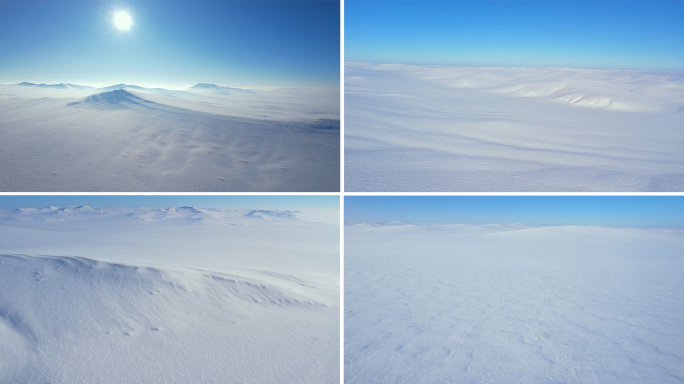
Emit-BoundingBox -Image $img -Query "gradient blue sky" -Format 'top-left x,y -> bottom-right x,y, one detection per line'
0,195 -> 339,211
345,196 -> 684,228
0,1 -> 340,88
345,1 -> 684,71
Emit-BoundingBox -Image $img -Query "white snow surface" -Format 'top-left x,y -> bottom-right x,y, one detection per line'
345,62 -> 684,191
0,206 -> 339,384
345,224 -> 684,384
0,83 -> 339,191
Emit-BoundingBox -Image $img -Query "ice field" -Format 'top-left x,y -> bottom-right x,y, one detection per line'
345,63 -> 684,191
345,224 -> 684,383
0,83 -> 340,191
0,206 -> 340,384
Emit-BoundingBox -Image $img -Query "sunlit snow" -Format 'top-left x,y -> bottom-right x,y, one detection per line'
345,63 -> 684,191
345,223 -> 684,383
0,205 -> 340,384
0,83 -> 340,191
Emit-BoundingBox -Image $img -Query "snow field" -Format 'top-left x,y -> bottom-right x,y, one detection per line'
345,63 -> 684,191
0,206 -> 340,384
0,84 -> 340,191
345,224 -> 684,384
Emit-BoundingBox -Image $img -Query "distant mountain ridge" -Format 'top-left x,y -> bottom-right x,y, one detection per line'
190,83 -> 256,94
0,206 -> 310,226
18,82 -> 93,89
15,81 -> 255,94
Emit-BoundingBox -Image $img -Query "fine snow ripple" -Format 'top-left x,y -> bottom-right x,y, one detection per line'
345,225 -> 684,384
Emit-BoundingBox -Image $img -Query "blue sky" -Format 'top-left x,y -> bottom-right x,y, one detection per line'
0,195 -> 339,211
0,1 -> 340,88
345,196 -> 684,228
345,1 -> 684,71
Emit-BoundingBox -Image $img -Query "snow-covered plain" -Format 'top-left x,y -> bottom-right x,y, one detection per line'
0,82 -> 339,191
345,63 -> 684,191
345,224 -> 684,383
0,206 -> 340,383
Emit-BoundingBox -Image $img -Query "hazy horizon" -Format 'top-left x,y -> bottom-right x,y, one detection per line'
343,61 -> 684,74
345,196 -> 684,229
0,195 -> 340,212
1,80 -> 338,91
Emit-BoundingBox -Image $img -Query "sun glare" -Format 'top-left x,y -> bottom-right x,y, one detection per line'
114,12 -> 132,30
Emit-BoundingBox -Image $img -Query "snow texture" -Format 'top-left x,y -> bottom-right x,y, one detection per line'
0,206 -> 339,384
0,83 -> 339,191
345,63 -> 684,191
345,224 -> 684,384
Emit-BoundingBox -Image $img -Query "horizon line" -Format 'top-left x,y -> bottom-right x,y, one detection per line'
0,81 -> 341,91
345,61 -> 684,74
345,221 -> 684,230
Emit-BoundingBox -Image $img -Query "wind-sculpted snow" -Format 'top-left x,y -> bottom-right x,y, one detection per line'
0,206 -> 339,383
345,62 -> 684,191
0,83 -> 339,191
0,254 -> 337,384
345,224 -> 684,384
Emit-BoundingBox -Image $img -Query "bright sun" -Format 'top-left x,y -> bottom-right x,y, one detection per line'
114,12 -> 132,30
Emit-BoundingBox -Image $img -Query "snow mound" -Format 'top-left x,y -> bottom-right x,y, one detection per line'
490,81 -> 652,111
491,81 -> 569,97
244,209 -> 300,220
551,92 -> 635,110
67,89 -> 159,109
191,83 -> 222,89
0,253 -> 335,384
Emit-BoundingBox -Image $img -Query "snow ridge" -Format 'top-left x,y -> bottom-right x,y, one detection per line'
0,253 -> 336,384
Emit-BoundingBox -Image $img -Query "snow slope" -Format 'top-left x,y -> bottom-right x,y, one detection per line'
345,224 -> 684,384
0,83 -> 339,191
0,206 -> 339,384
345,63 -> 684,191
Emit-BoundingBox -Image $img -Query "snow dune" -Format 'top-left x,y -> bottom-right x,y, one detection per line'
345,224 -> 684,384
345,63 -> 684,191
0,206 -> 339,384
0,83 -> 339,191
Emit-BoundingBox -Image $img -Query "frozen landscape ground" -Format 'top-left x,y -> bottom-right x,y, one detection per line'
0,83 -> 339,191
0,205 -> 339,383
345,223 -> 684,383
345,63 -> 684,191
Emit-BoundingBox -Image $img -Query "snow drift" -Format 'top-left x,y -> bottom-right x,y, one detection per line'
0,83 -> 339,191
345,224 -> 684,384
0,206 -> 339,384
345,63 -> 684,191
